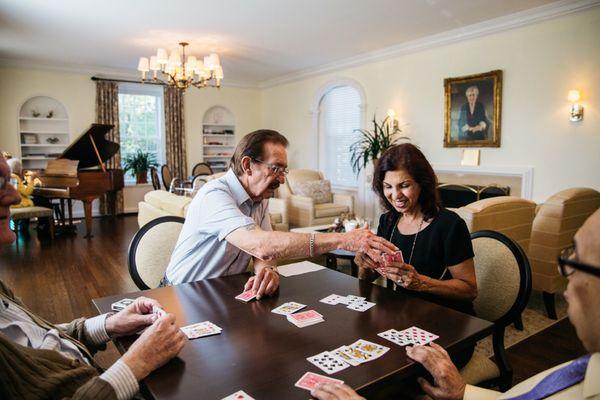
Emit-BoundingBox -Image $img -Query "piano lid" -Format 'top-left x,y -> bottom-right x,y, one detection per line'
60,123 -> 120,169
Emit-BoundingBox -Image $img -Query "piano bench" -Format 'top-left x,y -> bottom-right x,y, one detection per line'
10,206 -> 54,239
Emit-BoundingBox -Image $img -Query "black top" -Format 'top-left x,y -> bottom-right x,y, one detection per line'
377,208 -> 475,315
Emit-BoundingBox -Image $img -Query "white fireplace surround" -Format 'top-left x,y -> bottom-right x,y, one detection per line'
432,164 -> 534,200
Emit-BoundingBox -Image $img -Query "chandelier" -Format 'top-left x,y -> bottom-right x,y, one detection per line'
137,42 -> 223,91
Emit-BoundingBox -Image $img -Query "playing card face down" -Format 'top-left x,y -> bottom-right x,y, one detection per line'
220,390 -> 255,400
111,298 -> 135,311
288,310 -> 322,322
271,302 -> 306,315
180,321 -> 222,339
383,250 -> 404,264
307,351 -> 350,374
294,372 -> 343,391
235,290 -> 256,302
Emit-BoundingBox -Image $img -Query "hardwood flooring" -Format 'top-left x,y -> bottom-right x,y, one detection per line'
0,215 -> 587,387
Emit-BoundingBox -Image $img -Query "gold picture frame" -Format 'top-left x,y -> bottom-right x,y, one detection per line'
444,70 -> 502,148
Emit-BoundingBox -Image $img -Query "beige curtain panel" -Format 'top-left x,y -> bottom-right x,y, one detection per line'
164,86 -> 187,179
95,80 -> 124,215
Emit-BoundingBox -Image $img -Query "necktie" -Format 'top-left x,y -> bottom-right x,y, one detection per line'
507,354 -> 591,400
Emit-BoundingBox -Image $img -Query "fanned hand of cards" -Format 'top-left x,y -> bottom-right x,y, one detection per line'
180,321 -> 223,339
378,326 -> 439,346
319,293 -> 376,312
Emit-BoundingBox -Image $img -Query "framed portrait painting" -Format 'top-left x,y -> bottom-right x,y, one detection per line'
444,70 -> 502,147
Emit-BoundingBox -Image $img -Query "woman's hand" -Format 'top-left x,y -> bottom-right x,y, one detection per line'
381,262 -> 429,291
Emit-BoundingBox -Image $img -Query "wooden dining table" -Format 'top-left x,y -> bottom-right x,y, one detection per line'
93,267 -> 493,400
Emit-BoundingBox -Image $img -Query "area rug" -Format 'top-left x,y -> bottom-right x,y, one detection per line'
474,291 -> 568,357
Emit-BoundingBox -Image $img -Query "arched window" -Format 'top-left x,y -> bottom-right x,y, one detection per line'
318,84 -> 363,188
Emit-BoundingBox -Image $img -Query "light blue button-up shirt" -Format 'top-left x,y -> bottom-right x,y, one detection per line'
165,169 -> 272,284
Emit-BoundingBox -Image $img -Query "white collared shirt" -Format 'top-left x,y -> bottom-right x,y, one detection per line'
165,169 -> 272,284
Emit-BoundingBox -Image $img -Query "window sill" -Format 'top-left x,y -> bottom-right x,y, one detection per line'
124,182 -> 153,188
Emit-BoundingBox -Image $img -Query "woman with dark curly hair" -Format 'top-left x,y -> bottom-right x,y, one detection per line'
356,143 -> 477,367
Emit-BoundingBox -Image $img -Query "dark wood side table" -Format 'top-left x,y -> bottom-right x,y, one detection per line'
325,249 -> 358,277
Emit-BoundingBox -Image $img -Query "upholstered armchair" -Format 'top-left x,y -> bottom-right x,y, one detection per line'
455,196 -> 537,254
528,188 -> 600,319
277,169 -> 354,227
268,198 -> 289,231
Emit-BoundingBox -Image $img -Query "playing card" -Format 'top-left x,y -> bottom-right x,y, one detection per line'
180,321 -> 222,339
377,329 -> 414,346
383,250 -> 404,264
294,372 -> 343,391
306,351 -> 350,374
287,310 -> 322,323
111,298 -> 135,311
330,346 -> 361,366
341,295 -> 366,305
347,300 -> 376,312
235,290 -> 256,302
400,326 -> 439,345
349,339 -> 390,359
271,302 -> 306,315
340,344 -> 372,363
320,294 -> 344,305
221,390 -> 255,400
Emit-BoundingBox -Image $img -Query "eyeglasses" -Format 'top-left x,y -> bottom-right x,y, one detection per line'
558,244 -> 600,278
251,158 -> 289,176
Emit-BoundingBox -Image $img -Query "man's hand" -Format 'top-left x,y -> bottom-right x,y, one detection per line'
105,296 -> 164,337
343,228 -> 397,260
120,313 -> 186,381
244,267 -> 279,300
311,383 -> 365,400
406,342 -> 466,400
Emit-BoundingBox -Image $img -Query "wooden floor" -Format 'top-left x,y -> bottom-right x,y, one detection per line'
0,215 -> 586,387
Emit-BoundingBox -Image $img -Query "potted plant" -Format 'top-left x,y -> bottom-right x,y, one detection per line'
123,150 -> 158,184
349,114 -> 408,176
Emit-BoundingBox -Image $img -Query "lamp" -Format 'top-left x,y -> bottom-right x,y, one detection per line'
387,109 -> 399,132
568,89 -> 583,122
137,42 -> 223,91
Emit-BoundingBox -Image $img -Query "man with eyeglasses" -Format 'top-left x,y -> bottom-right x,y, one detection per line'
310,208 -> 600,400
164,129 -> 398,297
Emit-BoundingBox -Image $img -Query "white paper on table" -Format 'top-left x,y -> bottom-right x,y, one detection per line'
277,261 -> 325,277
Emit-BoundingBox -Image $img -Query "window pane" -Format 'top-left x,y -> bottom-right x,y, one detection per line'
118,89 -> 164,184
319,85 -> 361,188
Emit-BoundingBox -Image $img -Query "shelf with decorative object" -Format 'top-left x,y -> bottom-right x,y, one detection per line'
18,95 -> 70,170
202,106 -> 235,173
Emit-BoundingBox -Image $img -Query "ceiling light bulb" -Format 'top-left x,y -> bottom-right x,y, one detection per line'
156,48 -> 168,65
137,57 -> 149,72
567,90 -> 580,102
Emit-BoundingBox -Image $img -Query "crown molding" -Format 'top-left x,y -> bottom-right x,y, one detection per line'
260,0 -> 600,89
0,57 -> 260,89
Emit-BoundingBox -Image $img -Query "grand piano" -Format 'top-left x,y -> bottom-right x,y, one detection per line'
33,124 -> 125,238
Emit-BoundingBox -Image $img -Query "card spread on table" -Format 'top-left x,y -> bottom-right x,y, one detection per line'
400,326 -> 439,345
349,339 -> 389,359
271,302 -> 306,315
111,298 -> 135,311
344,295 -> 366,305
221,390 -> 255,400
347,300 -> 376,312
306,351 -> 350,374
294,372 -> 343,391
330,346 -> 361,366
377,328 -> 413,346
180,321 -> 222,339
340,344 -> 371,363
320,294 -> 345,305
235,290 -> 256,302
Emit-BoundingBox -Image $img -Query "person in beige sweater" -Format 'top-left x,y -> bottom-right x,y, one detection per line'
0,154 -> 187,400
311,208 -> 600,400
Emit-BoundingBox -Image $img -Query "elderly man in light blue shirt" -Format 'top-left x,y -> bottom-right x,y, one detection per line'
165,129 -> 398,298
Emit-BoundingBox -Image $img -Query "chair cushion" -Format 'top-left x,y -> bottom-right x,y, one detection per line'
290,180 -> 333,204
270,213 -> 282,224
460,353 -> 500,385
314,203 -> 349,218
144,190 -> 192,217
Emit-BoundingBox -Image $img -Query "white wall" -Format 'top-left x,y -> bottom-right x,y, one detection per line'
261,7 -> 600,204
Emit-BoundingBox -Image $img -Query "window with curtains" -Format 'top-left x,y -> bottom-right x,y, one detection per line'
318,85 -> 362,189
118,83 -> 165,184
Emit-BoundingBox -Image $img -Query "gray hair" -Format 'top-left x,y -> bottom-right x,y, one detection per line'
465,86 -> 479,96
230,130 -> 289,176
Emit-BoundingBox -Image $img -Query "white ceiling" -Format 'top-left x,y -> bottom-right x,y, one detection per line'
0,0 -> 594,87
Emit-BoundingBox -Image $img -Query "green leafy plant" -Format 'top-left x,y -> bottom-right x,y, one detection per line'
122,150 -> 158,183
349,114 -> 408,176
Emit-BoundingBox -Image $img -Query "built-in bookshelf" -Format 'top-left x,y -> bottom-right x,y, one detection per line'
19,96 -> 69,170
202,106 -> 235,173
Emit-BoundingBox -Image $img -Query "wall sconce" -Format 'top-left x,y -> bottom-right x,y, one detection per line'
568,89 -> 584,122
387,109 -> 399,131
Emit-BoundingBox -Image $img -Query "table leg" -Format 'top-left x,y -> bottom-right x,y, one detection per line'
67,199 -> 73,226
350,259 -> 358,277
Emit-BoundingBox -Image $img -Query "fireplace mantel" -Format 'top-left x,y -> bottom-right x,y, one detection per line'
433,164 -> 534,200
